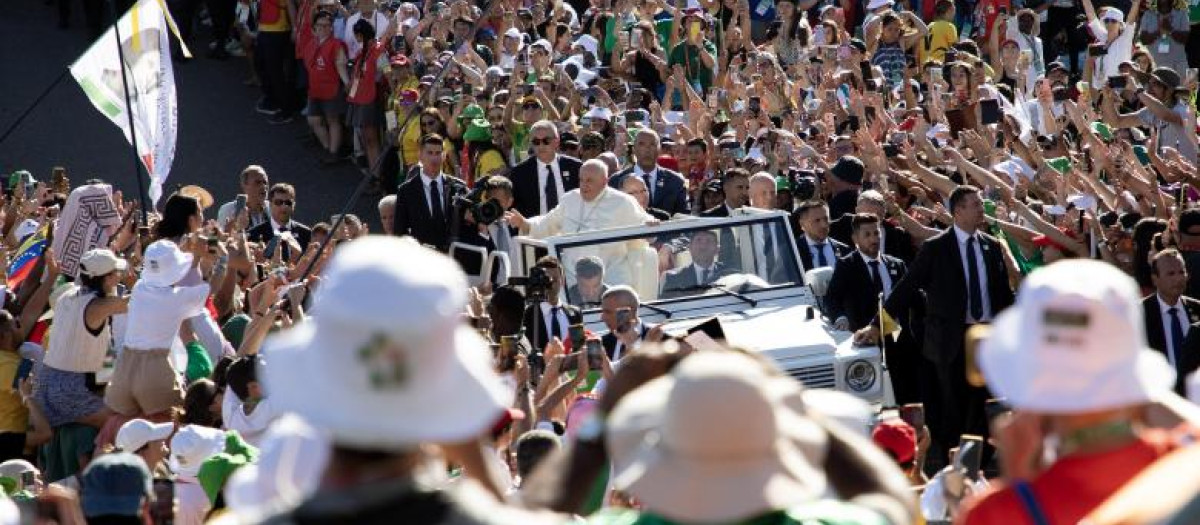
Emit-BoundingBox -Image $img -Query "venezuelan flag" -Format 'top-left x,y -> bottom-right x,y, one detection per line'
7,225 -> 48,289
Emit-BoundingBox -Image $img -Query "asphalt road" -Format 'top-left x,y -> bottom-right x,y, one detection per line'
0,0 -> 380,227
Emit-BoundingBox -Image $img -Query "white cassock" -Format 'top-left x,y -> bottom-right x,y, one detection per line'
525,187 -> 660,300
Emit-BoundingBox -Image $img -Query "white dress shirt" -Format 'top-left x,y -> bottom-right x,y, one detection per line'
804,235 -> 837,270
420,173 -> 444,215
539,301 -> 570,342
1157,293 -> 1190,367
536,157 -> 565,215
858,251 -> 894,298
953,225 -> 992,323
634,165 -> 658,201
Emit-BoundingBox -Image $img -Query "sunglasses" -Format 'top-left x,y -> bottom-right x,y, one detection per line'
531,137 -> 555,145
273,199 -> 295,207
523,104 -> 541,110
421,119 -> 438,126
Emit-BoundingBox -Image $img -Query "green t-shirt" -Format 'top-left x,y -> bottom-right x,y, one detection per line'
1189,0 -> 1200,24
586,500 -> 890,525
668,40 -> 717,93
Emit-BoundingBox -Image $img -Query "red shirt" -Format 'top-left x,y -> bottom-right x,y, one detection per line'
304,37 -> 345,100
958,432 -> 1177,525
294,0 -> 317,59
347,40 -> 386,105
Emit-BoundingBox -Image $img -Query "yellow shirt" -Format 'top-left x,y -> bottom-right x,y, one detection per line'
922,20 -> 957,64
476,149 -> 507,178
0,352 -> 28,434
258,0 -> 292,33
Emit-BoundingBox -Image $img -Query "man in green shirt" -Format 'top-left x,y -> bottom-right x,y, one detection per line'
668,11 -> 718,94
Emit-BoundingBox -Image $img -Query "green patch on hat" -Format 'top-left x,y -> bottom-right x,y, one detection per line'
463,118 -> 493,143
1045,156 -> 1072,174
459,103 -> 485,122
1090,121 -> 1114,142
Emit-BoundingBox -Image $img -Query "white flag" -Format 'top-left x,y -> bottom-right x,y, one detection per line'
69,0 -> 185,206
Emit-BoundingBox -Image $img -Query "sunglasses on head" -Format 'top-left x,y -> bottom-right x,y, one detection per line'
531,137 -> 554,145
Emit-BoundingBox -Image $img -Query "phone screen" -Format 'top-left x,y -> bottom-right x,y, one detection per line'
954,435 -> 984,481
585,339 -> 603,368
614,308 -> 632,333
980,99 -> 1001,125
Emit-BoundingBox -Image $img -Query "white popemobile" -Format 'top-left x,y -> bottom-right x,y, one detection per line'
469,207 -> 888,404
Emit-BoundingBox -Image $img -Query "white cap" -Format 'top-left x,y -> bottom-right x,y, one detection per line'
13,220 -> 39,243
169,425 -> 226,478
140,240 -> 193,287
980,260 -> 1175,413
583,106 -> 613,122
867,0 -> 893,10
504,27 -> 521,40
115,419 -> 174,452
78,249 -> 128,278
1101,6 -> 1123,23
530,39 -> 552,53
574,34 -> 599,59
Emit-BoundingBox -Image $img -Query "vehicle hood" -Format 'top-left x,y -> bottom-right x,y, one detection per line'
660,303 -> 844,359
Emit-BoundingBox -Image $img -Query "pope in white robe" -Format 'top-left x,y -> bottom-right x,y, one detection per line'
507,159 -> 660,300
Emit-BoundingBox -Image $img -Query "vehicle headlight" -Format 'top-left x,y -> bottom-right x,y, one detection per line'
845,359 -> 876,392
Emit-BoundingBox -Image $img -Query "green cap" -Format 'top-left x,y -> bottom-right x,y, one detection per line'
459,103 -> 485,121
775,175 -> 791,191
1045,156 -> 1072,174
1090,121 -> 1114,142
197,431 -> 259,504
1133,145 -> 1151,166
463,118 -> 493,142
221,314 -> 251,350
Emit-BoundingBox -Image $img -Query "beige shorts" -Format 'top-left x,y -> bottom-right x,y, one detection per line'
103,348 -> 183,417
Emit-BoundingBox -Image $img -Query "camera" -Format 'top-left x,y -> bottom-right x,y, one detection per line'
455,187 -> 505,226
510,265 -> 552,301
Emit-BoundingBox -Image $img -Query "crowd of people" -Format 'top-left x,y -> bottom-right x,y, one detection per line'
16,0 -> 1200,521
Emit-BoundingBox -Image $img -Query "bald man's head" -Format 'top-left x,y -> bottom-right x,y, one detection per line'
580,159 -> 610,202
621,175 -> 650,209
749,172 -> 777,209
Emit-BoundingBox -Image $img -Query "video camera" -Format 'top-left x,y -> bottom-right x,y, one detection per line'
510,265 -> 552,301
454,186 -> 505,226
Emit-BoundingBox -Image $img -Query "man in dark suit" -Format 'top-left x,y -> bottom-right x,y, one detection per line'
521,256 -> 583,356
247,182 -> 312,262
826,155 -> 864,222
609,129 -> 689,216
661,230 -> 729,298
828,190 -> 916,263
794,200 -> 850,273
598,285 -> 661,361
393,134 -> 468,252
508,121 -> 581,219
858,185 -> 1015,455
825,213 -> 919,404
700,169 -> 751,270
1142,249 -> 1200,394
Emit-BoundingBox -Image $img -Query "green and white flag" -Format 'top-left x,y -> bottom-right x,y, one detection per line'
69,0 -> 188,205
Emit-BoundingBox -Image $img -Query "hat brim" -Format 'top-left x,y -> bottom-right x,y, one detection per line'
264,323 -> 509,451
143,252 -> 194,287
980,307 -> 1176,413
608,376 -> 827,523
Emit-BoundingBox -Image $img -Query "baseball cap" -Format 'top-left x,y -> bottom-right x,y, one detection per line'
1100,6 -> 1123,22
115,419 -> 174,452
979,260 -> 1175,413
871,419 -> 917,464
79,249 -> 128,278
80,453 -> 152,518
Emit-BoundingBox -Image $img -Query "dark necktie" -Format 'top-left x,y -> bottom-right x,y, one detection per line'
549,306 -> 562,342
1169,307 -> 1185,365
966,236 -> 984,321
429,180 -> 445,225
700,267 -> 710,284
763,226 -> 776,274
815,243 -> 828,267
868,260 -> 884,295
643,173 -> 654,203
543,164 -> 558,211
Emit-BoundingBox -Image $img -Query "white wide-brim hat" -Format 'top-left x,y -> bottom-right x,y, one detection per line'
607,352 -> 828,523
263,236 -> 509,451
980,260 -> 1174,413
141,240 -> 194,287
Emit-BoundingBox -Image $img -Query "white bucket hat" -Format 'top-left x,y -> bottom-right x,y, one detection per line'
263,236 -> 509,451
607,352 -> 829,523
115,419 -> 174,452
141,240 -> 193,287
169,425 -> 226,478
980,260 -> 1175,413
79,249 -> 128,278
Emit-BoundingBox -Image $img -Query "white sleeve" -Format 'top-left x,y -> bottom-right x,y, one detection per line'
221,385 -> 240,431
526,205 -> 565,239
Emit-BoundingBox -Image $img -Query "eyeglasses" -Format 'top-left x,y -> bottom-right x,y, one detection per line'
273,199 -> 295,207
523,104 -> 541,110
531,137 -> 554,145
421,119 -> 438,126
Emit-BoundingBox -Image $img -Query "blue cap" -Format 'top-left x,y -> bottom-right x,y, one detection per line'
81,453 -> 151,517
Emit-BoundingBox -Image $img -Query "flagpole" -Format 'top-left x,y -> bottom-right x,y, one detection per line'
878,293 -> 896,407
108,0 -> 152,227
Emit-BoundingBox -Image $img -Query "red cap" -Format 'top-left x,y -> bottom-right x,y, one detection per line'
872,419 -> 917,464
390,54 -> 410,67
657,155 -> 679,172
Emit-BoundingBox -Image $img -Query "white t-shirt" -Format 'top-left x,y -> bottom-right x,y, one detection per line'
1089,19 -> 1137,86
123,281 -> 209,350
175,477 -> 211,525
222,386 -> 281,448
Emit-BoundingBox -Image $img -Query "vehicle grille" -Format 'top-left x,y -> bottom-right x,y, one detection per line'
787,364 -> 836,389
